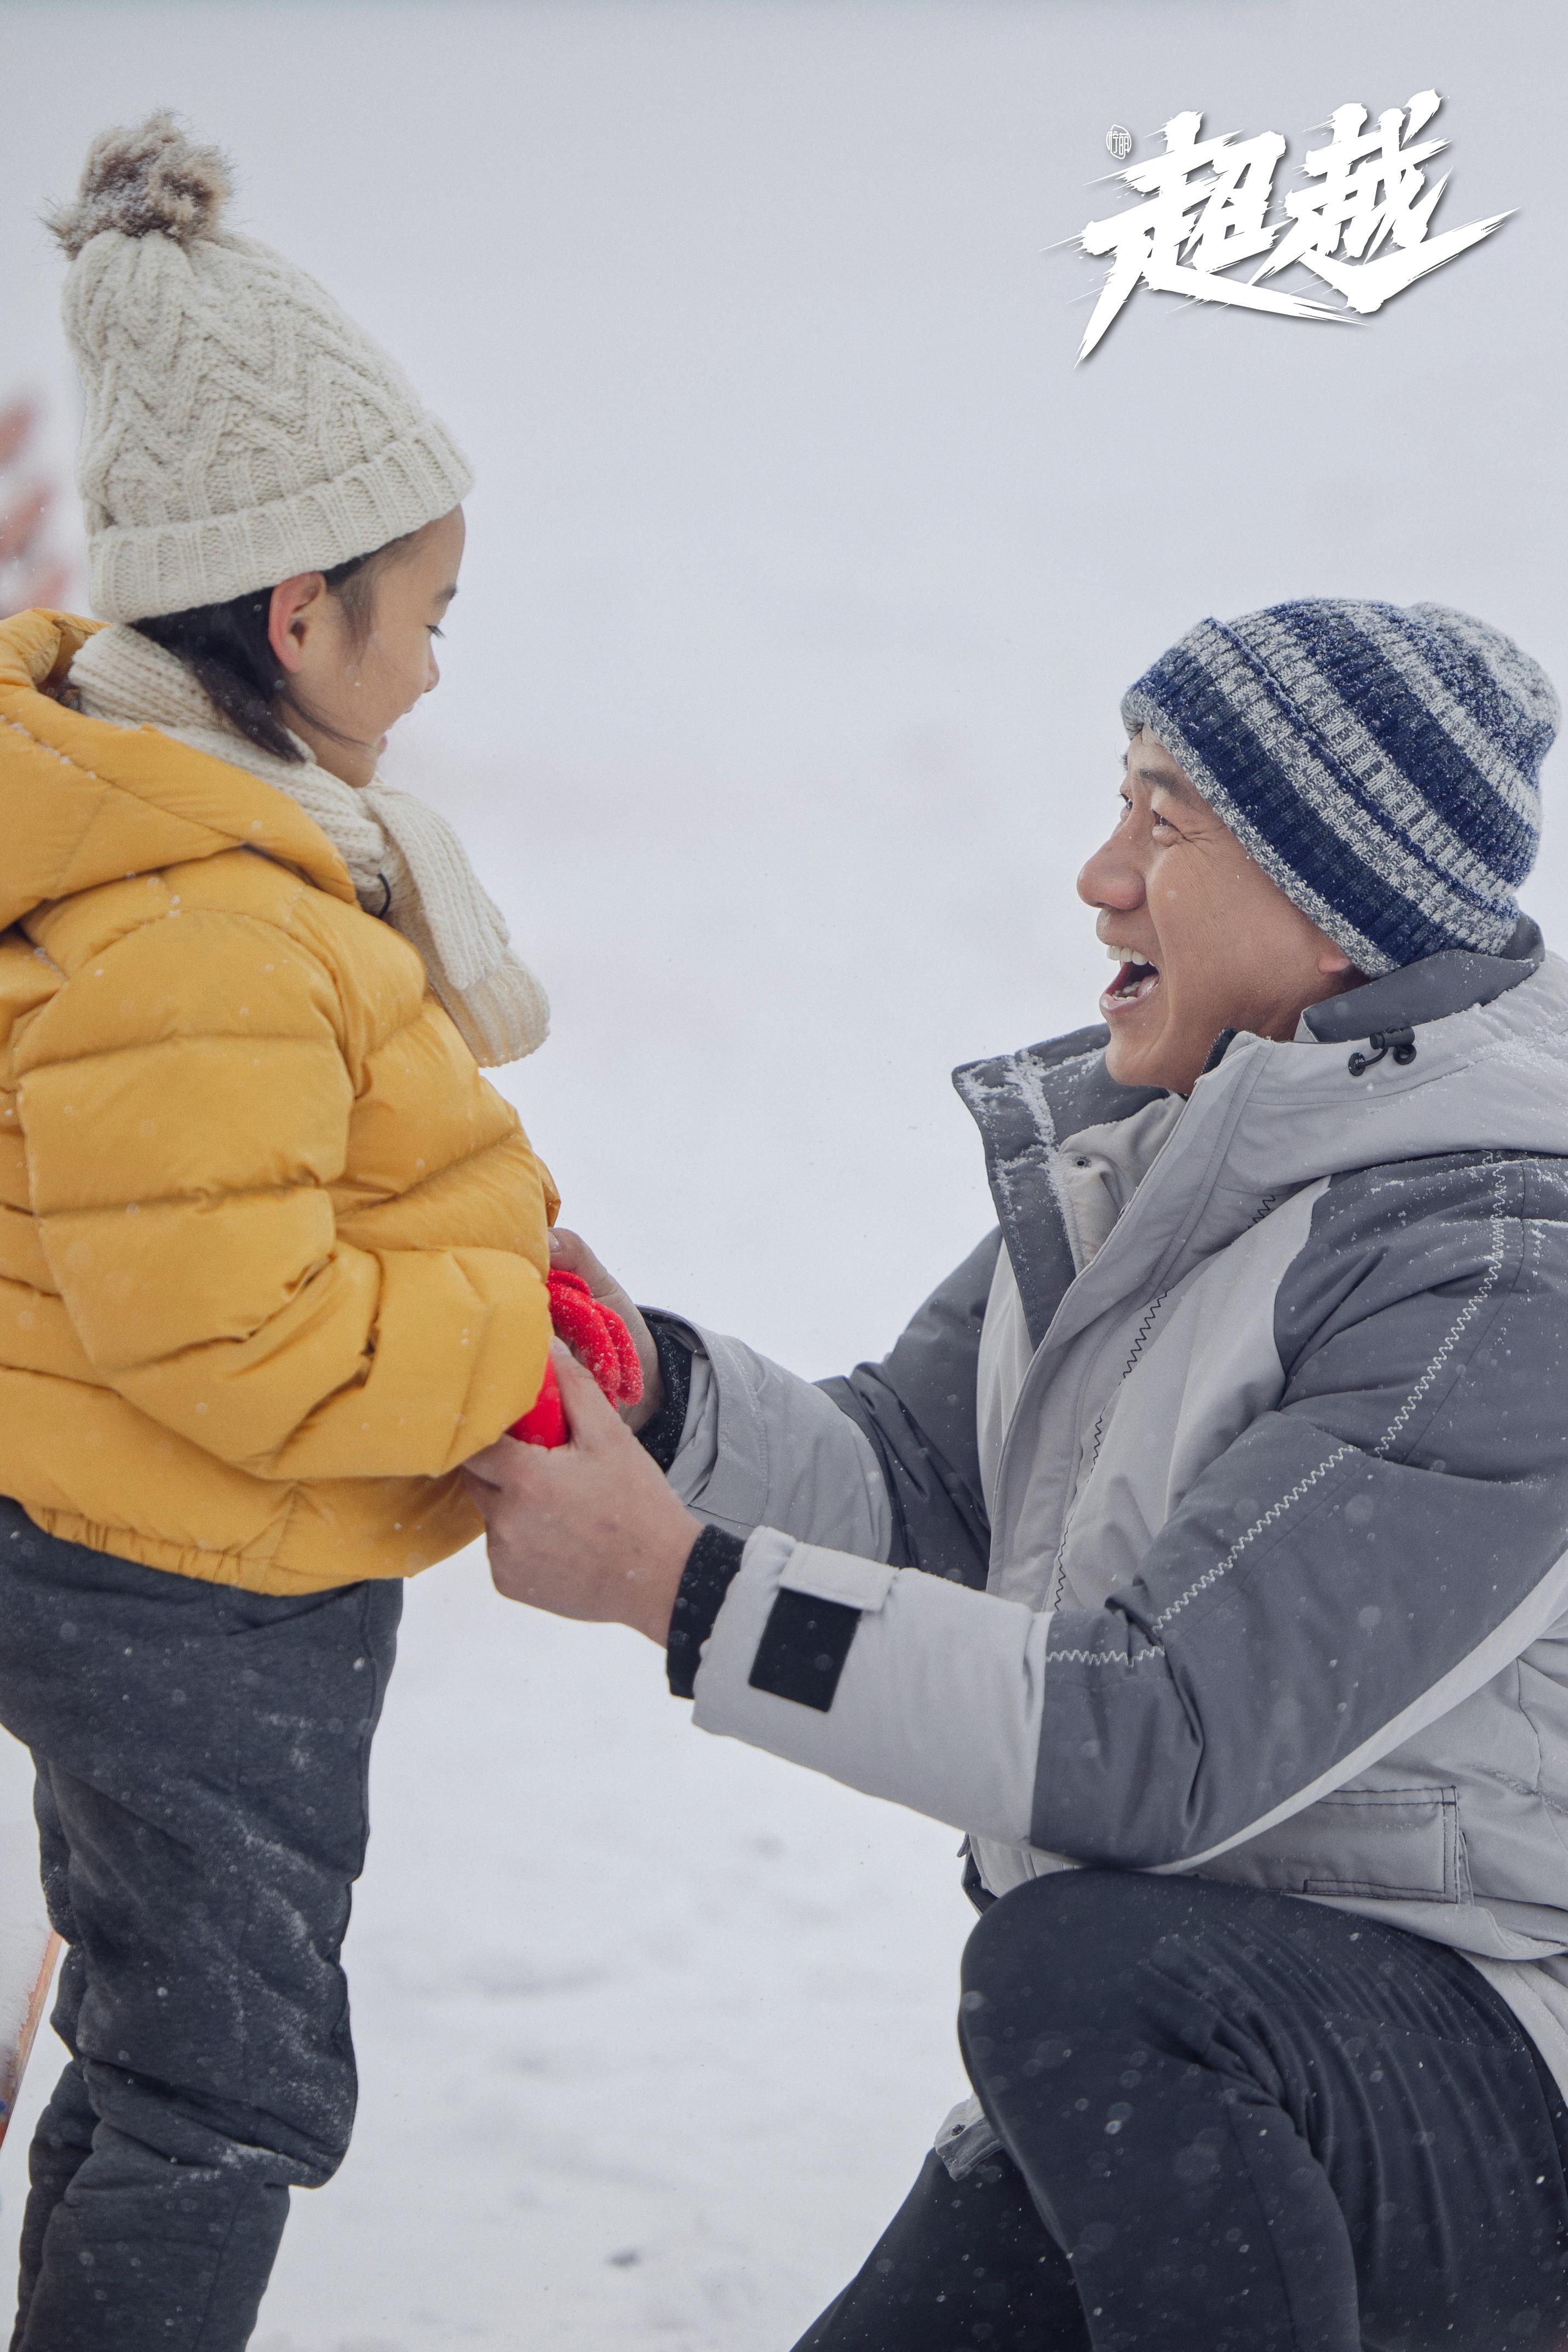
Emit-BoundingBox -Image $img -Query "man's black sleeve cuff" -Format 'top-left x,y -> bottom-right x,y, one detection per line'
667,1525 -> 746,1699
636,1319 -> 694,1473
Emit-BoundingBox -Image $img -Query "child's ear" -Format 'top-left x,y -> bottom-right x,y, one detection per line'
267,573 -> 328,674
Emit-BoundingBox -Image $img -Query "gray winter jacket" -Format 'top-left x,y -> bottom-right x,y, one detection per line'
658,924 -> 1568,2097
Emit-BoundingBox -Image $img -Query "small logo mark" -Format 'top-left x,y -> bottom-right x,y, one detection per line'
1105,124 -> 1134,162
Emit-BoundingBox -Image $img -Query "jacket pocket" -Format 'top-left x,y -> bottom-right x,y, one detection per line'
1209,1786 -> 1464,1904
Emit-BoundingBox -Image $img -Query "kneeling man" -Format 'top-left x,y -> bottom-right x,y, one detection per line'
470,599 -> 1568,2351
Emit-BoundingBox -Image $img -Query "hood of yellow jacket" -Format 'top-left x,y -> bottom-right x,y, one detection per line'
0,610 -> 358,930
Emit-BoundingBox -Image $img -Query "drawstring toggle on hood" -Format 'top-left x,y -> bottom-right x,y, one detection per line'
1348,1028 -> 1418,1079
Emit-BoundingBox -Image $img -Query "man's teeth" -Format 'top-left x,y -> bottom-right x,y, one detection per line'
1101,942 -> 1159,1005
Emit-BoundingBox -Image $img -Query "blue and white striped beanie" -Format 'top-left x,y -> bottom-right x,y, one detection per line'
1121,599 -> 1558,976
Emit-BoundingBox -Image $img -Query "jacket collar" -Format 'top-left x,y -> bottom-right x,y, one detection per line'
952,1028 -> 1162,1345
1301,916 -> 1543,1043
956,924 -> 1562,1348
0,610 -> 356,930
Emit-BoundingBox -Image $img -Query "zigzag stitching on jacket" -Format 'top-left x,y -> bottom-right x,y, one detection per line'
1012,1053 -> 1172,1604
1049,1287 -> 1173,1609
1047,1641 -> 1167,1666
1110,1290 -> 1171,1407
1369,1161 -> 1509,1461
1148,1161 -> 1513,1639
1146,1445 -> 1353,1637
1053,1164 -> 1517,1667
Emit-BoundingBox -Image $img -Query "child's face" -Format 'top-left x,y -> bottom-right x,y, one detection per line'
270,507 -> 466,787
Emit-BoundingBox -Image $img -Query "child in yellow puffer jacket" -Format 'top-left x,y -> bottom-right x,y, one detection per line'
0,116 -> 568,2348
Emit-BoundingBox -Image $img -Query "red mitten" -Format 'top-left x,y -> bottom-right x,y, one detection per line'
508,1271 -> 645,1447
509,1357 -> 567,1448
550,1271 -> 645,1409
544,1271 -> 622,1402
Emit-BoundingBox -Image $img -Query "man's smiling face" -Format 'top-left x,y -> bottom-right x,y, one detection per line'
1076,727 -> 1363,1095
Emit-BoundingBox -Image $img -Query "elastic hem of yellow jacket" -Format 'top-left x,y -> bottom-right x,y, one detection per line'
18,1504 -> 419,1595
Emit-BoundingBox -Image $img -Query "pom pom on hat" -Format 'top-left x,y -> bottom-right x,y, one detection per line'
46,111 -> 233,259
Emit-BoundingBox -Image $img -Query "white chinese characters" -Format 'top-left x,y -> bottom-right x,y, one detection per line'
1076,91 -> 1509,361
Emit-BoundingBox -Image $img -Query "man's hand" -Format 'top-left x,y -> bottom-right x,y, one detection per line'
464,1345 -> 700,1642
548,1228 -> 663,1432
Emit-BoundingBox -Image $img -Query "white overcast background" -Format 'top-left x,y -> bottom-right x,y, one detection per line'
1,3 -> 1563,2345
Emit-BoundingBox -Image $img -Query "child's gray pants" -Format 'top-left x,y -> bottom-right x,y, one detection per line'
0,1498 -> 402,2350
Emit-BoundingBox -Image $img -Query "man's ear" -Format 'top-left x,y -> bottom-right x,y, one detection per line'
1309,923 -> 1356,977
1309,922 -> 1365,991
267,573 -> 328,675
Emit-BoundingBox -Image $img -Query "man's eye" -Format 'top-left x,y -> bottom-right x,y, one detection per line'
429,625 -> 445,640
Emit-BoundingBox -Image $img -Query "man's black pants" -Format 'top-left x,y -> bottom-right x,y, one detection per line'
0,1500 -> 401,2350
796,1870 -> 1568,2351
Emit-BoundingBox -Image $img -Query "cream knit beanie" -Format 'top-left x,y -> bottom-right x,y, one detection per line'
48,112 -> 473,621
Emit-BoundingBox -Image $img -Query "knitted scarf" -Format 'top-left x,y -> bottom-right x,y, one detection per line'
66,623 -> 549,1068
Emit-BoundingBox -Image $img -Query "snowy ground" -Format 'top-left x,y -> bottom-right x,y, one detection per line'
2,1 -> 1565,2343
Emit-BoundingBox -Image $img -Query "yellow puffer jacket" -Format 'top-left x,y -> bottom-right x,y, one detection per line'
0,612 -> 555,1593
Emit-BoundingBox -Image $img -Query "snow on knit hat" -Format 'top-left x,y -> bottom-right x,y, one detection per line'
1121,600 -> 1559,978
47,112 -> 473,622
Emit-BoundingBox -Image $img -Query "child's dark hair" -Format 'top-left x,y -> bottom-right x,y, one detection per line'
133,534 -> 412,762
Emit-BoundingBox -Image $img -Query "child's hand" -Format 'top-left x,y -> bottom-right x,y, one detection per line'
546,1229 -> 663,1431
465,1345 -> 699,1640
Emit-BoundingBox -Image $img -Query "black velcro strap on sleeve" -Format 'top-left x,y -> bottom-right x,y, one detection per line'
666,1524 -> 746,1699
748,1587 -> 861,1712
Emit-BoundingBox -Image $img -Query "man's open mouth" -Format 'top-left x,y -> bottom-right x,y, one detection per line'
1100,942 -> 1160,1016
